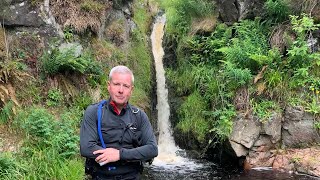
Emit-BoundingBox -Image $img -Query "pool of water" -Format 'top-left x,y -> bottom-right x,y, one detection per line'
142,159 -> 319,180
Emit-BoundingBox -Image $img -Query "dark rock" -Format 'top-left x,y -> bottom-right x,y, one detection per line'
261,113 -> 282,143
230,114 -> 261,149
1,1 -> 45,27
282,106 -> 320,147
215,0 -> 239,25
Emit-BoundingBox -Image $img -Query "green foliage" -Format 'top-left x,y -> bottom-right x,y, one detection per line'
40,47 -> 101,76
218,19 -> 270,73
222,61 -> 253,90
287,14 -> 320,69
265,69 -> 283,88
128,29 -> 152,105
305,99 -> 320,115
73,92 -> 93,110
16,80 -> 43,105
314,121 -> 320,130
189,65 -> 215,93
132,0 -> 153,35
252,100 -> 281,122
17,148 -> 84,179
0,101 -> 14,124
205,106 -> 236,141
177,90 -> 209,142
264,0 -> 291,23
21,107 -> 55,139
166,67 -> 195,96
46,88 -> 64,107
16,107 -> 79,157
181,24 -> 232,66
63,26 -> 74,42
0,153 -> 17,178
51,121 -> 79,157
160,0 -> 215,36
60,106 -> 83,129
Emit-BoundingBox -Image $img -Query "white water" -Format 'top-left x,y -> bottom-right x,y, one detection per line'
150,14 -> 201,170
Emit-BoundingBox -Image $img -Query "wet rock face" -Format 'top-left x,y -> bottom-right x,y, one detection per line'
282,106 -> 320,147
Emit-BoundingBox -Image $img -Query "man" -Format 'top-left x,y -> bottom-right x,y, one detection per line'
80,65 -> 158,180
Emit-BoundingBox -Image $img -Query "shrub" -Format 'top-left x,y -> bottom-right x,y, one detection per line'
218,19 -> 270,73
252,100 -> 281,122
16,107 -> 79,157
46,88 -> 64,107
40,47 -> 101,76
181,23 -> 232,66
160,0 -> 215,36
177,90 -> 209,142
205,106 -> 236,142
21,107 -> 55,140
287,14 -> 320,69
264,0 -> 291,23
222,61 -> 253,90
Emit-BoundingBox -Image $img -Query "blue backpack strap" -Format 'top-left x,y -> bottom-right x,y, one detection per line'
97,100 -> 107,148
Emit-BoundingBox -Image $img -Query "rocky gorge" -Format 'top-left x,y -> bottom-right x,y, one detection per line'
1,0 -> 320,178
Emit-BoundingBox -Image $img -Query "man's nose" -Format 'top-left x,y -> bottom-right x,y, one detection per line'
118,85 -> 124,92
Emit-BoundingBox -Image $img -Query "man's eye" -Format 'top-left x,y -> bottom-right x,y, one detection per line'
124,85 -> 130,88
114,83 -> 121,86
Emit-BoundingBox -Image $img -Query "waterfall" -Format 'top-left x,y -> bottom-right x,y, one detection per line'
150,15 -> 200,169
151,14 -> 179,163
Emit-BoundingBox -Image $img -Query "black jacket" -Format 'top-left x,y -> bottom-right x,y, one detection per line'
80,100 -> 158,162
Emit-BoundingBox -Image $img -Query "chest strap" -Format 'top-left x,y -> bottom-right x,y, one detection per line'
97,100 -> 107,148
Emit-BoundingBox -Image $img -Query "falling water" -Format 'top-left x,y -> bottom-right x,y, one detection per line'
151,14 -> 179,162
150,14 -> 201,170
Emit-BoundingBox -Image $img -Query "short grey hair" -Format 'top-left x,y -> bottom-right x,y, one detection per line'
109,65 -> 134,84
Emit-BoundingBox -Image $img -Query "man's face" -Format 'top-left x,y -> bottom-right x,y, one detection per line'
108,72 -> 134,107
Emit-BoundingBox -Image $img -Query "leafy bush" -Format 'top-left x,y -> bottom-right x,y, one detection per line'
222,61 -> 253,90
287,14 -> 320,69
51,121 -> 79,157
264,0 -> 291,23
181,24 -> 232,66
161,0 -> 214,36
17,107 -> 79,157
252,100 -> 281,122
205,106 -> 236,141
46,88 -> 64,107
21,107 -> 55,140
177,90 -> 209,142
218,19 -> 270,73
41,47 -> 102,76
166,67 -> 195,96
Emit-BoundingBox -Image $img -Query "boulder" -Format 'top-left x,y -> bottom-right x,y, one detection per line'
230,114 -> 261,149
282,106 -> 320,147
